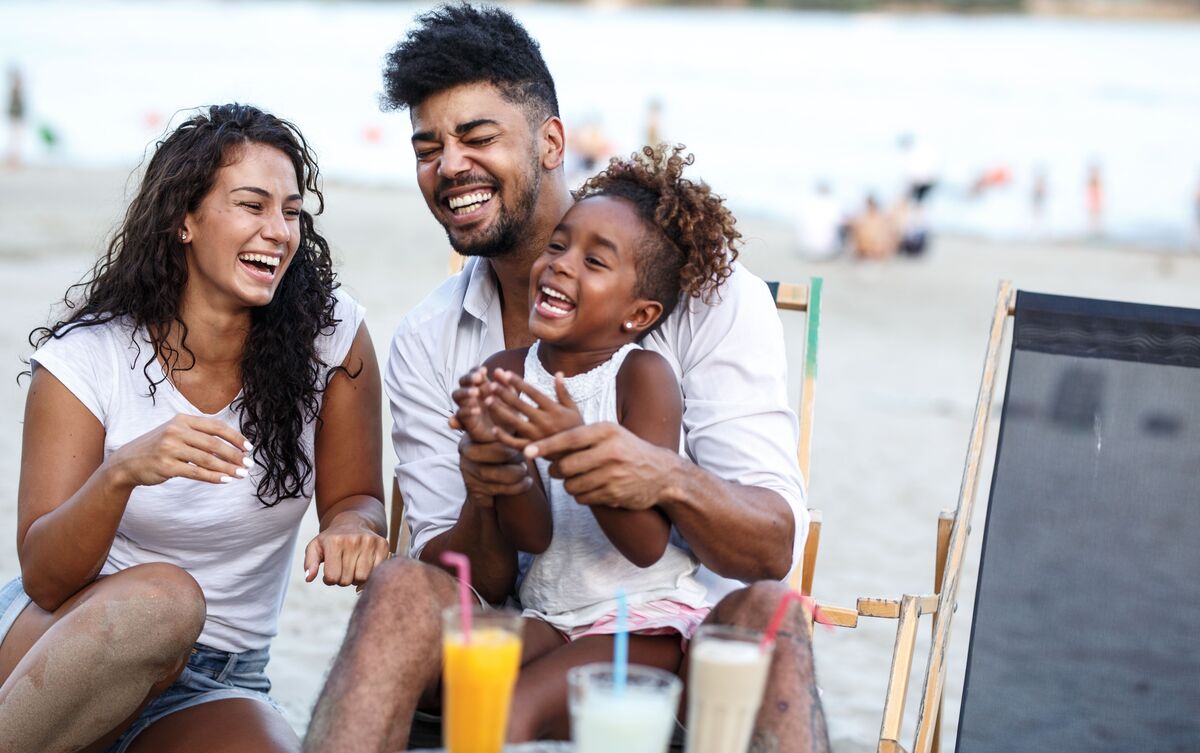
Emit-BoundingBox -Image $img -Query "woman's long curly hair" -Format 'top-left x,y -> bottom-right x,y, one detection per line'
575,144 -> 740,328
29,103 -> 341,507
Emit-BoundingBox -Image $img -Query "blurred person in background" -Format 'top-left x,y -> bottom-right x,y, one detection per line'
849,194 -> 898,260
5,65 -> 25,168
645,97 -> 663,147
1192,171 -> 1200,251
899,132 -> 938,205
1086,161 -> 1104,237
1031,165 -> 1048,229
0,103 -> 388,753
795,180 -> 845,260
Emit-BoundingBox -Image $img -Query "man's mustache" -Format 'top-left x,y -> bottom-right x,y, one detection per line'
436,175 -> 499,201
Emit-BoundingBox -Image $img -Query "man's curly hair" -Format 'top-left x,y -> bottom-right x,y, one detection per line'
576,144 -> 740,328
382,3 -> 558,122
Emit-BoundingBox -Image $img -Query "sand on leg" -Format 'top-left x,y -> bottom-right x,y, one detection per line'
0,562 -> 206,753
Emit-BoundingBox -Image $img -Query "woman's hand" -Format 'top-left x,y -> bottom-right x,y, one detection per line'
303,515 -> 389,587
485,369 -> 584,450
103,414 -> 252,490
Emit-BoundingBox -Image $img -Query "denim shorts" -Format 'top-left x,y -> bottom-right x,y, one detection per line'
0,577 -> 282,752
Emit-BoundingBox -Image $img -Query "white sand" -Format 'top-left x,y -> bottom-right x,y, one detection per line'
2,165 -> 1198,751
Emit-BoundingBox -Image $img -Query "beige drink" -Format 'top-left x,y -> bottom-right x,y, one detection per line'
685,625 -> 773,753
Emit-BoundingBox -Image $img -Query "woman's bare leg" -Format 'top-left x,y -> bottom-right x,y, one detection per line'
126,698 -> 299,753
0,563 -> 206,753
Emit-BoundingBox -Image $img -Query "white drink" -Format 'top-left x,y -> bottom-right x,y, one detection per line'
568,663 -> 682,753
686,632 -> 773,753
572,687 -> 678,753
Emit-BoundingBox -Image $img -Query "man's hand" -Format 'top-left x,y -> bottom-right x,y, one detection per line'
458,434 -> 532,506
525,422 -> 679,510
485,369 -> 583,450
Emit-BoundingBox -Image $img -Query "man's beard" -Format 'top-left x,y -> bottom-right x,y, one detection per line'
445,160 -> 542,259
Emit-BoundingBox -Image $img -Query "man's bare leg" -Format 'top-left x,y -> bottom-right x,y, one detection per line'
303,558 -> 457,753
702,581 -> 830,753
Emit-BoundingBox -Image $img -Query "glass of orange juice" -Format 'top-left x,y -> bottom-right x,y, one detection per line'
441,606 -> 524,753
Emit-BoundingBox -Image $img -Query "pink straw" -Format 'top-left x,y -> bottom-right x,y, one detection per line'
760,591 -> 833,652
439,551 -> 473,642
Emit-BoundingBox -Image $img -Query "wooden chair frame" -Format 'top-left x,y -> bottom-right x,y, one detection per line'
850,281 -> 1015,753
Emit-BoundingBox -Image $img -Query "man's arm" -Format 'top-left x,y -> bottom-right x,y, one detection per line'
529,426 -> 793,581
527,266 -> 805,582
387,337 -> 523,605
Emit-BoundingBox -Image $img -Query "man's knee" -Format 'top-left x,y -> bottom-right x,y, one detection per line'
356,557 -> 455,624
714,581 -> 796,628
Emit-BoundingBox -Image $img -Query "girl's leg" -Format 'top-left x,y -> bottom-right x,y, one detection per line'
126,699 -> 299,753
0,563 -> 206,753
507,632 -> 683,742
520,616 -> 568,667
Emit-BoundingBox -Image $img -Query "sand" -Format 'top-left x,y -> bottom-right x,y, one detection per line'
2,165 -> 1198,751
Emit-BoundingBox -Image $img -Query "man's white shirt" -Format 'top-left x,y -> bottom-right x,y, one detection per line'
385,255 -> 808,602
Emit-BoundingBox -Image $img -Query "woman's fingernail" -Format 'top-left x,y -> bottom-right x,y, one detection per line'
525,445 -> 538,458
235,468 -> 248,478
220,475 -> 233,484
243,440 -> 254,451
243,456 -> 254,468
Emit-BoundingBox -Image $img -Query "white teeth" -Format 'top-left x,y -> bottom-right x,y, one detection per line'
238,253 -> 280,268
447,191 -> 493,212
540,286 -> 572,304
540,300 -> 570,315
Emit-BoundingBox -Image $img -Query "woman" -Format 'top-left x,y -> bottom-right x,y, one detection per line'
0,104 -> 388,752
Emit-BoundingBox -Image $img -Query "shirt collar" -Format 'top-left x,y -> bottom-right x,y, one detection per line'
461,256 -> 499,325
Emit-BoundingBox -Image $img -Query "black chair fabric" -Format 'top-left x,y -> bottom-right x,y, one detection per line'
956,291 -> 1200,753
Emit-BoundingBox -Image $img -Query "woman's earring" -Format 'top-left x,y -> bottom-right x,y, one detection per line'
623,321 -> 634,331
179,230 -> 188,242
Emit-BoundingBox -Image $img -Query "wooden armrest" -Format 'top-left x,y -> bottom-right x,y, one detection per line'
857,595 -> 939,619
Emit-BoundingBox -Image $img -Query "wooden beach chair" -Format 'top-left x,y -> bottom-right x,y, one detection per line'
863,283 -> 1200,753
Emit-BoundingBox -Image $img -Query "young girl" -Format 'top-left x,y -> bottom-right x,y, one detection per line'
453,144 -> 740,737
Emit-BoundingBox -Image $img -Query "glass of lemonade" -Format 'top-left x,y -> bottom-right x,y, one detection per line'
569,662 -> 682,753
685,625 -> 774,753
441,607 -> 524,753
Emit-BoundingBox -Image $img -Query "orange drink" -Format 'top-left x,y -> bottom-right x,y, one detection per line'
441,607 -> 523,753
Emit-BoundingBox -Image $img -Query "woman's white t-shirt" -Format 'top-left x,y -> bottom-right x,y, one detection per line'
29,289 -> 365,653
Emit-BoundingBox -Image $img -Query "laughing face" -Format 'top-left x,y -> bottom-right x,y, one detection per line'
529,195 -> 663,351
410,82 -> 542,258
180,142 -> 302,311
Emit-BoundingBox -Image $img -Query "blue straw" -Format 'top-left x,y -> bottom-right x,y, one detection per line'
614,589 -> 628,695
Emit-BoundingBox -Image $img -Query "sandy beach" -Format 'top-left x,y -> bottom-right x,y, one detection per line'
2,165 -> 1198,751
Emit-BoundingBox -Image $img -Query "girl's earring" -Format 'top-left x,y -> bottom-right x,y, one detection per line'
623,321 -> 634,331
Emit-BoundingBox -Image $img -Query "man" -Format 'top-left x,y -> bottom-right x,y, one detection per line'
304,5 -> 828,752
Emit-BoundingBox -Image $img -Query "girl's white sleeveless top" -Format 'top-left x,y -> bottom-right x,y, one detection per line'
518,341 -> 709,632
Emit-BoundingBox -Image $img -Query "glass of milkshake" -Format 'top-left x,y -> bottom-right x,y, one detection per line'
568,662 -> 682,753
685,625 -> 774,753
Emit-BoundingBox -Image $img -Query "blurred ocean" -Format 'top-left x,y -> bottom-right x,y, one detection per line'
4,1 -> 1199,243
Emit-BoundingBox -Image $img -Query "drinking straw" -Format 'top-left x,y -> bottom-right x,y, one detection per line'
760,591 -> 833,652
439,550 -> 473,642
614,589 -> 628,695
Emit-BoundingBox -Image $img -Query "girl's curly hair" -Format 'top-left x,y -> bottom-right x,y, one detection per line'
575,144 -> 740,327
28,103 -> 342,507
